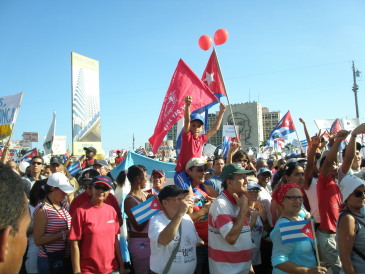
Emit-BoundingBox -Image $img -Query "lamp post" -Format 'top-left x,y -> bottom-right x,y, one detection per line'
352,61 -> 361,119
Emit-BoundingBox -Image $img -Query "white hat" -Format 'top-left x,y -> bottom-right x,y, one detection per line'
340,174 -> 365,202
19,161 -> 30,173
47,172 -> 75,194
186,157 -> 206,171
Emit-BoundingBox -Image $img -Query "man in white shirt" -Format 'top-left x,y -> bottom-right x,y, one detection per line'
149,185 -> 199,274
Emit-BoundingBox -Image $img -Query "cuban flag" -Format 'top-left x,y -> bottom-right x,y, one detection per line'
175,49 -> 226,155
67,161 -> 82,176
17,148 -> 38,163
266,111 -> 296,146
130,196 -> 162,224
279,219 -> 314,244
300,140 -> 309,148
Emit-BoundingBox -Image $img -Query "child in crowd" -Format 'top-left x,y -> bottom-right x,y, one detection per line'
174,95 -> 226,189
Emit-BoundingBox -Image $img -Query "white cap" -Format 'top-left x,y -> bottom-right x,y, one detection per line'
340,174 -> 365,202
186,157 -> 206,171
19,161 -> 30,173
47,172 -> 75,194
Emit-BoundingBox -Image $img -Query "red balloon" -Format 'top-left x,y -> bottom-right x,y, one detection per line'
214,29 -> 229,45
198,35 -> 212,51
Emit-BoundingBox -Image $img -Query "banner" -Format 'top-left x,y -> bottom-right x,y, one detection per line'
52,135 -> 67,155
148,59 -> 218,154
71,52 -> 101,153
10,140 -> 31,149
23,132 -> 39,142
315,118 -> 360,132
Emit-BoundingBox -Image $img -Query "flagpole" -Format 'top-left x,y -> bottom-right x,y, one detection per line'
213,47 -> 239,142
310,219 -> 321,267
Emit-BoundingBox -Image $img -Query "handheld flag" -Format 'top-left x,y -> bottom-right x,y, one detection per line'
67,161 -> 82,176
148,59 -> 218,154
266,111 -> 296,146
43,111 -> 56,155
330,118 -> 342,135
18,148 -> 38,163
130,196 -> 162,224
279,219 -> 314,244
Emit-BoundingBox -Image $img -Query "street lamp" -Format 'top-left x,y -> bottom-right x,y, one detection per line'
352,61 -> 361,119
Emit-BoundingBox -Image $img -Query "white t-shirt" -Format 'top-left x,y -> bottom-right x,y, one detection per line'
304,177 -> 321,223
149,212 -> 199,274
258,186 -> 273,227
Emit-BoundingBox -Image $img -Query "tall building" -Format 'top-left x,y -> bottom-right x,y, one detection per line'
166,103 -> 280,152
262,107 -> 281,142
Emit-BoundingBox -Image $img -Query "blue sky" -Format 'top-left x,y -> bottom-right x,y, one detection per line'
1,0 -> 364,154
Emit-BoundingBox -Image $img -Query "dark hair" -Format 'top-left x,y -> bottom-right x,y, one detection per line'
342,142 -> 362,158
29,179 -> 48,207
31,155 -> 44,164
284,161 -> 302,177
232,150 -> 250,163
0,163 -> 28,233
319,156 -> 326,168
213,156 -> 224,165
221,174 -> 234,190
116,165 -> 146,187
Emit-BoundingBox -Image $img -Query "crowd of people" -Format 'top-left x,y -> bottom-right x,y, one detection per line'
1,96 -> 365,274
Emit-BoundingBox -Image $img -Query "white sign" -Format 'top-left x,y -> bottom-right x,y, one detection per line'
223,125 -> 239,137
10,140 -> 31,149
52,135 -> 67,155
0,92 -> 23,126
203,144 -> 216,158
23,132 -> 39,142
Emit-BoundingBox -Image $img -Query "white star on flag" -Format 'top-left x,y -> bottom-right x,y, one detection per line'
153,203 -> 157,207
203,72 -> 215,86
305,228 -> 310,234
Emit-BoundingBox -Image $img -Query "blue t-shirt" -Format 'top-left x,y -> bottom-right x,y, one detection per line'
205,173 -> 223,193
270,217 -> 317,273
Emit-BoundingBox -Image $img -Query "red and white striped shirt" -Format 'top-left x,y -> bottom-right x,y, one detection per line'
35,202 -> 71,257
208,190 -> 252,273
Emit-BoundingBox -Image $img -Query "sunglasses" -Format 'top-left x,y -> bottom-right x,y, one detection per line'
284,196 -> 304,201
93,185 -> 110,191
31,162 -> 43,165
248,189 -> 260,193
196,167 -> 206,173
352,190 -> 365,198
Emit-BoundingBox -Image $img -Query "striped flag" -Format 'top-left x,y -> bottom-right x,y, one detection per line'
67,161 -> 82,176
17,148 -> 38,163
279,219 -> 314,244
300,140 -> 309,147
130,196 -> 162,224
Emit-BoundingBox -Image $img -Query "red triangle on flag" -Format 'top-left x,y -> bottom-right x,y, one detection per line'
300,220 -> 314,240
201,49 -> 226,96
150,196 -> 163,210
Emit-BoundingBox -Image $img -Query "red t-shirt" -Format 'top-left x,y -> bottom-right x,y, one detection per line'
69,191 -> 122,222
69,202 -> 120,274
316,173 -> 342,232
175,131 -> 207,172
192,185 -> 209,244
115,157 -> 124,165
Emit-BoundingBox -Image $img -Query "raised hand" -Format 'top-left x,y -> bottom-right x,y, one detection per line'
185,96 -> 192,106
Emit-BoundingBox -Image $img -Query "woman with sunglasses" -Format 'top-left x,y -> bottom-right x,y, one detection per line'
69,175 -> 125,274
270,184 -> 327,274
120,165 -> 151,274
337,174 -> 365,274
33,172 -> 75,274
271,161 -> 310,225
245,182 -> 269,273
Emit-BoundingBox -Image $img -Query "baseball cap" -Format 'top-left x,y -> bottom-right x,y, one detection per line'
84,147 -> 97,154
257,167 -> 272,176
158,185 -> 189,201
190,113 -> 204,125
50,157 -> 63,165
340,174 -> 365,202
221,163 -> 254,181
185,157 -> 207,171
247,181 -> 261,190
47,172 -> 75,194
152,169 -> 165,178
91,175 -> 113,189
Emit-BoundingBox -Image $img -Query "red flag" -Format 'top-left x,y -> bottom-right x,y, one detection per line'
201,49 -> 226,97
149,59 -> 218,153
330,119 -> 342,135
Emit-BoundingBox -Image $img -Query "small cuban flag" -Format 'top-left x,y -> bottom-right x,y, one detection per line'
67,161 -> 82,176
131,196 -> 162,224
279,219 -> 314,244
